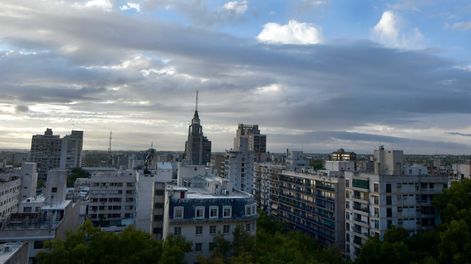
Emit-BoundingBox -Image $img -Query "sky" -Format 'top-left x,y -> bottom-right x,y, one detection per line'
1,0 -> 471,154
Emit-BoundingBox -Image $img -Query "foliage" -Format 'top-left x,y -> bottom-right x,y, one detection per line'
67,167 -> 90,187
37,220 -> 191,264
198,211 -> 344,264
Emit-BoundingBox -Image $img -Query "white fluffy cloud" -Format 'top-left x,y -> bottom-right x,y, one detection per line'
120,2 -> 140,12
372,10 -> 424,49
223,0 -> 248,15
74,0 -> 113,11
257,20 -> 322,45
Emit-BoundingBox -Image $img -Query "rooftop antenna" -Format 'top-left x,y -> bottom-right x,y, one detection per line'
195,90 -> 199,112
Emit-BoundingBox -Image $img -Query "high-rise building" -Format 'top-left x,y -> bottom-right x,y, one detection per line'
224,132 -> 254,193
234,124 -> 267,162
184,92 -> 211,165
60,130 -> 83,169
20,162 -> 38,200
30,129 -> 83,180
344,147 -> 448,259
29,129 -> 62,180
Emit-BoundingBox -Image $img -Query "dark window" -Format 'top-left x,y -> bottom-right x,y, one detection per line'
386,184 -> 392,193
51,187 -> 57,193
387,208 -> 392,217
386,196 -> 392,205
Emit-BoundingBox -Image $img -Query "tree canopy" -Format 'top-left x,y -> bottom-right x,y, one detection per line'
37,220 -> 191,264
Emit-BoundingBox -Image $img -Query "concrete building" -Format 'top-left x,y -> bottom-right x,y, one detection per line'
184,93 -> 211,166
325,160 -> 355,172
0,242 -> 28,264
29,128 -> 62,180
451,163 -> 471,181
19,162 -> 38,200
163,167 -> 257,263
253,163 -> 283,213
285,149 -> 308,172
224,136 -> 254,194
344,147 -> 448,259
59,130 -> 83,169
0,175 -> 21,226
135,162 -> 175,239
270,169 -> 346,249
30,129 -> 83,180
330,148 -> 357,162
0,169 -> 82,263
234,124 -> 267,162
86,168 -> 137,226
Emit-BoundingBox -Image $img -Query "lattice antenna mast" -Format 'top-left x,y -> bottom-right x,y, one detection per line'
195,90 -> 199,112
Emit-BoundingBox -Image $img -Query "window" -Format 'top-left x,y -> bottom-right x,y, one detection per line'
223,206 -> 232,218
195,206 -> 205,219
386,196 -> 392,205
245,204 -> 255,216
387,208 -> 392,217
174,226 -> 181,235
51,187 -> 57,193
23,206 -> 32,213
195,226 -> 203,235
209,206 -> 218,219
346,180 -> 350,188
223,225 -> 230,234
209,242 -> 215,251
210,225 -> 217,234
246,223 -> 251,232
374,183 -> 379,192
174,207 -> 184,219
194,243 -> 202,252
386,184 -> 392,193
373,196 -> 379,205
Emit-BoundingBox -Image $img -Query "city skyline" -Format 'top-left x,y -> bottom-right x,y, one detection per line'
1,0 -> 471,154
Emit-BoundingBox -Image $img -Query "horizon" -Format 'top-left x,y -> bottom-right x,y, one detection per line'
1,1 -> 471,154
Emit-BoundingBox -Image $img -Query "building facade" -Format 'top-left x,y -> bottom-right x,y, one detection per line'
270,170 -> 346,249
344,147 -> 448,259
184,110 -> 211,166
59,130 -> 83,169
29,129 -> 62,180
163,172 -> 257,264
0,175 -> 21,225
253,163 -> 283,213
86,168 -> 137,226
234,124 -> 267,162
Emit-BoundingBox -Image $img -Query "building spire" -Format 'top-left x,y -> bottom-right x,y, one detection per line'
195,90 -> 199,112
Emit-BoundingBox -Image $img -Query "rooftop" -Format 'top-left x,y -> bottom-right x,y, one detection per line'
0,242 -> 24,263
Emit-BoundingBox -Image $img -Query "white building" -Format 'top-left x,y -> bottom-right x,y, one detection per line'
163,167 -> 257,264
59,130 -> 83,169
0,175 -> 21,225
224,135 -> 254,194
344,147 -> 448,259
285,149 -> 308,172
451,163 -> 471,181
86,168 -> 137,226
135,162 -> 175,238
325,160 -> 355,172
0,169 -> 82,264
20,162 -> 38,200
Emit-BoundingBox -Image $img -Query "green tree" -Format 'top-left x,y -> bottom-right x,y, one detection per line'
37,220 -> 190,264
67,167 -> 90,187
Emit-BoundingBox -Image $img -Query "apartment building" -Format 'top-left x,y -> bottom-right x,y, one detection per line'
270,169 -> 346,249
253,163 -> 283,213
163,172 -> 257,264
344,146 -> 448,259
86,168 -> 137,226
0,175 -> 21,225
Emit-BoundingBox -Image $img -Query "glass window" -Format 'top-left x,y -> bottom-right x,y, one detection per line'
209,206 -> 218,218
174,226 -> 181,235
194,243 -> 202,252
195,206 -> 205,219
174,207 -> 184,219
223,206 -> 232,218
223,225 -> 230,234
246,223 -> 251,232
210,225 -> 217,234
195,226 -> 203,235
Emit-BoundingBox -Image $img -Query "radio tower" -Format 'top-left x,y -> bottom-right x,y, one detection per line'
108,131 -> 113,166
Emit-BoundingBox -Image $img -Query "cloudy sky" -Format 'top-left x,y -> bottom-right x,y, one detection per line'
1,0 -> 471,154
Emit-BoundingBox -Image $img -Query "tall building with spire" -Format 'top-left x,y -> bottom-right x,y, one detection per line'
184,91 -> 211,165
